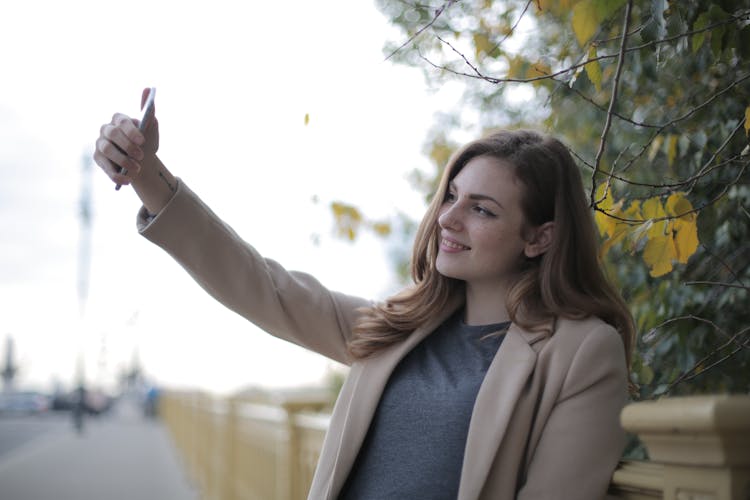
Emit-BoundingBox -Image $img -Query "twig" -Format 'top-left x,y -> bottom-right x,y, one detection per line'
485,0 -> 534,56
384,0 -> 459,62
590,0 -> 633,207
684,281 -> 750,290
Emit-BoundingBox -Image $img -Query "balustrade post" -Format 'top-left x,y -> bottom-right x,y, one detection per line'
222,397 -> 238,500
620,395 -> 750,500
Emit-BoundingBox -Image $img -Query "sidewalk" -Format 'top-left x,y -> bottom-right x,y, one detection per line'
0,399 -> 199,500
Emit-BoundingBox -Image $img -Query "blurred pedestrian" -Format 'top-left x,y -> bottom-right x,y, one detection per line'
72,383 -> 86,434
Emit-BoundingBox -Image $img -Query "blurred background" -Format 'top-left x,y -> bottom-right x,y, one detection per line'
0,0 -> 463,406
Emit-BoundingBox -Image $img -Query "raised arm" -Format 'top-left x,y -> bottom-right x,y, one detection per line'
93,90 -> 369,364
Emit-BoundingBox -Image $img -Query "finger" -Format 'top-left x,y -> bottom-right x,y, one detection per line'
111,112 -> 146,146
95,136 -> 141,177
93,149 -> 137,186
101,121 -> 144,161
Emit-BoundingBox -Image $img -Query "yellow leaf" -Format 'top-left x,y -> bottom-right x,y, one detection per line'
643,234 -> 677,277
593,182 -> 614,236
648,135 -> 664,161
629,218 -> 652,252
673,218 -> 699,264
665,193 -> 699,264
507,55 -> 527,80
528,60 -> 552,87
473,33 -> 494,59
528,61 -> 551,79
585,45 -> 602,92
664,192 -> 693,218
642,197 -> 667,238
371,222 -> 392,237
572,0 -> 598,46
304,113 -> 310,126
666,134 -> 678,167
624,199 -> 643,220
599,222 -> 628,257
745,106 -> 750,136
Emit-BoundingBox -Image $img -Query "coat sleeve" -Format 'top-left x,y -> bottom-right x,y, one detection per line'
137,179 -> 371,365
517,323 -> 629,500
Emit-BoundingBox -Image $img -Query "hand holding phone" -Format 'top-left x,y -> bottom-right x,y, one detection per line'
115,87 -> 156,190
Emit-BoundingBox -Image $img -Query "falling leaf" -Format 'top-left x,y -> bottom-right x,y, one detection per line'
304,113 -> 310,126
371,222 -> 392,237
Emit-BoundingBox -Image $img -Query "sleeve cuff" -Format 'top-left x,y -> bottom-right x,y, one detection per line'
135,178 -> 183,233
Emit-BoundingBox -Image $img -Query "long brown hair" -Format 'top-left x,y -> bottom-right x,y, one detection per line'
348,130 -> 635,372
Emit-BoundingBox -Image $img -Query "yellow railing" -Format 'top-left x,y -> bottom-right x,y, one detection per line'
160,391 -> 330,500
160,392 -> 750,500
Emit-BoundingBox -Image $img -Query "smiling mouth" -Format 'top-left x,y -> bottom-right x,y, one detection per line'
442,238 -> 470,250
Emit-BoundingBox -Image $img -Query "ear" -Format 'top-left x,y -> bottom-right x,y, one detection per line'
524,221 -> 555,258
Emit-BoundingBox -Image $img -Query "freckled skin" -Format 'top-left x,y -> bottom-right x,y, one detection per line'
436,156 -> 530,314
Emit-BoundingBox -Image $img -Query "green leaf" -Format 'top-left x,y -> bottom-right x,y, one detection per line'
692,12 -> 710,53
711,25 -> 726,59
572,0 -> 598,46
593,0 -> 625,20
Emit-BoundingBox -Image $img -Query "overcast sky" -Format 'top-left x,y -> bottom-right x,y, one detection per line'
0,0 -> 464,395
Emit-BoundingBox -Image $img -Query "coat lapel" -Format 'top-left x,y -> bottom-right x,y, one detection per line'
326,295 -> 464,497
457,323 -> 547,500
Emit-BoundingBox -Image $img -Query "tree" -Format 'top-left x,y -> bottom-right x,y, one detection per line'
334,0 -> 749,409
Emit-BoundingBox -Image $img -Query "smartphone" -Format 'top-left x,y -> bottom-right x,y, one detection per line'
115,87 -> 156,190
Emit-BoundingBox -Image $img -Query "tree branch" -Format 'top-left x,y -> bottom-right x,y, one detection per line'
384,0 -> 459,62
590,0 -> 633,207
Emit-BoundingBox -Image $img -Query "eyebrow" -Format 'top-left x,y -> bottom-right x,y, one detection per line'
449,182 -> 504,209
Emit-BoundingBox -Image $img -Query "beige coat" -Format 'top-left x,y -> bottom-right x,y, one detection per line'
139,181 -> 629,500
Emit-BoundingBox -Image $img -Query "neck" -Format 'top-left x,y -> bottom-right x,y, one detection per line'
463,281 -> 512,326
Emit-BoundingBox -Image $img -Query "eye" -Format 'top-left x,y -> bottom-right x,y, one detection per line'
473,205 -> 496,217
444,190 -> 457,203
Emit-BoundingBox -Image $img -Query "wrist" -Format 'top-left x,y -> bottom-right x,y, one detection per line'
132,154 -> 177,214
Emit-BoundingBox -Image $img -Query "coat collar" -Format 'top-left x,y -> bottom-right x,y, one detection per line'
327,293 -> 464,495
457,322 -> 546,499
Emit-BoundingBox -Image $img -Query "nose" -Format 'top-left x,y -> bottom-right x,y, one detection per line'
438,202 -> 462,231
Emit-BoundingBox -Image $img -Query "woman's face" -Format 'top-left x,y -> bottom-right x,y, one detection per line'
435,155 -> 530,293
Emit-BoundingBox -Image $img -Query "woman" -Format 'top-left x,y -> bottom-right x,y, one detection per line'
94,91 -> 634,499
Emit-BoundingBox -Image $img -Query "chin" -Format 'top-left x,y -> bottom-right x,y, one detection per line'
435,261 -> 462,281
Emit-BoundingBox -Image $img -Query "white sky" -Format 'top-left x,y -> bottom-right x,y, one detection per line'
0,0 -> 463,395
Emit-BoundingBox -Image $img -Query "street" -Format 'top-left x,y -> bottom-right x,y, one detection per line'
0,399 -> 198,500
0,412 -> 70,459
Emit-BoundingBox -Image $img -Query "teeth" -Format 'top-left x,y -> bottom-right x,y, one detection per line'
443,239 -> 469,250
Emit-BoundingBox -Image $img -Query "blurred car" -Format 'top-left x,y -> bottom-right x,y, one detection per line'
0,391 -> 50,416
